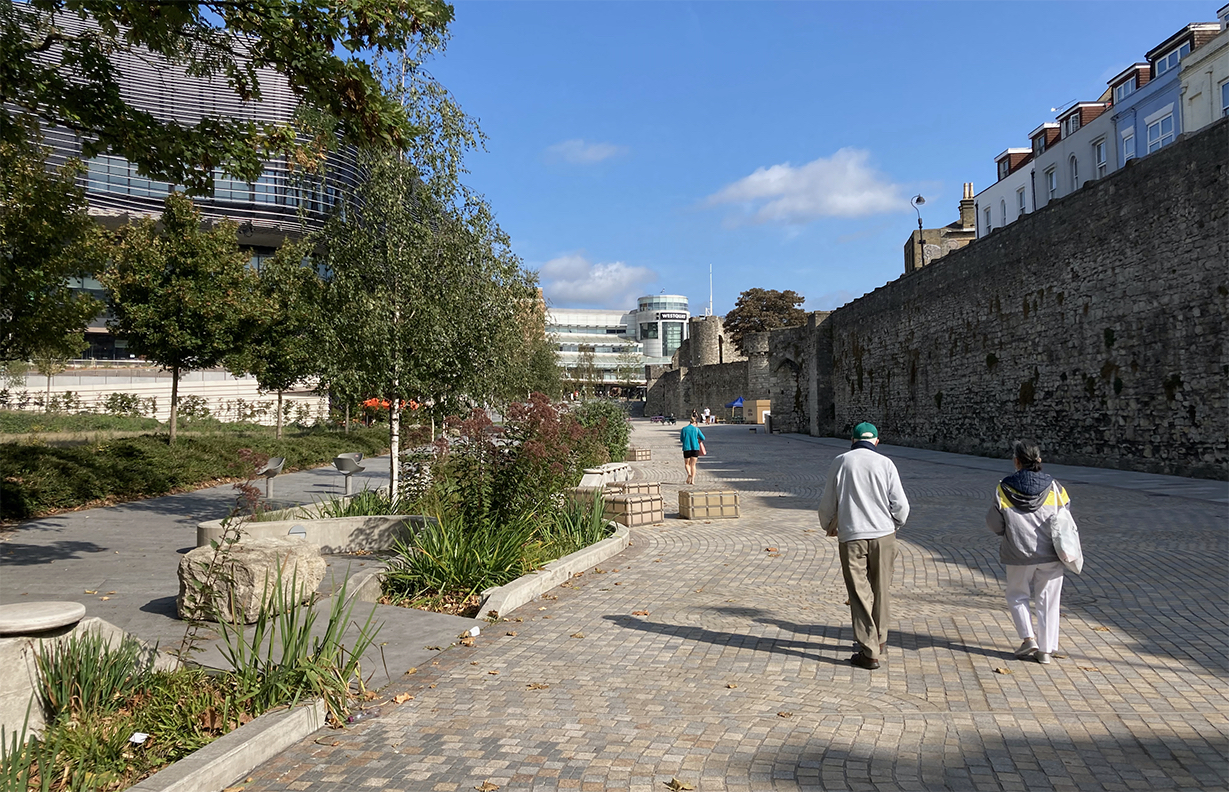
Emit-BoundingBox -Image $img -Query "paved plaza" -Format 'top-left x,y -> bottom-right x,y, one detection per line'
234,421 -> 1228,792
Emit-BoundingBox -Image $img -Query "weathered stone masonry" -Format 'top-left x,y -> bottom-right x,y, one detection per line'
647,118 -> 1228,478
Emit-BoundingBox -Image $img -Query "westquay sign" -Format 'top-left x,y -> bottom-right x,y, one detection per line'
656,312 -> 688,320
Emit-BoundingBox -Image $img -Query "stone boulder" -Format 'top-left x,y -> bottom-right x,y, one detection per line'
177,537 -> 326,623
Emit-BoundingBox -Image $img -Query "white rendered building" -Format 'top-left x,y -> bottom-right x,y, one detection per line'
547,294 -> 691,392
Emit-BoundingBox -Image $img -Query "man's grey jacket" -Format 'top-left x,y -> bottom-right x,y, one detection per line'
817,444 -> 910,542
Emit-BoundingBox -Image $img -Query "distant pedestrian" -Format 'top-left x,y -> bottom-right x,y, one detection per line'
702,407 -> 711,424
680,415 -> 706,485
986,441 -> 1072,665
817,421 -> 910,670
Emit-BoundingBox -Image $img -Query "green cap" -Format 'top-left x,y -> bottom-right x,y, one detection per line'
852,422 -> 878,441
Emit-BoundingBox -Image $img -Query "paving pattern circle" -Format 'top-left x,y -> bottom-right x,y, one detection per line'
244,422 -> 1229,791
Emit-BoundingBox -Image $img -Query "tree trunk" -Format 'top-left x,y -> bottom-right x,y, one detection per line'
45,373 -> 52,412
169,366 -> 179,444
276,390 -> 284,440
344,403 -> 350,434
389,397 -> 401,499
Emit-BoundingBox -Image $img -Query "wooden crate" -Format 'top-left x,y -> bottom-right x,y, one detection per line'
624,447 -> 652,462
603,494 -> 664,527
679,490 -> 740,520
563,486 -> 606,507
607,481 -> 661,497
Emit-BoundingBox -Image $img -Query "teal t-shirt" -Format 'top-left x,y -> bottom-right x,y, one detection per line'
680,424 -> 705,452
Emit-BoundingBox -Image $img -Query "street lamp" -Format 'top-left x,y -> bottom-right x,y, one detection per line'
910,194 -> 926,270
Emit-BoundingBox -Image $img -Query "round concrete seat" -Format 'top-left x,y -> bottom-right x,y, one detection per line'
0,601 -> 87,635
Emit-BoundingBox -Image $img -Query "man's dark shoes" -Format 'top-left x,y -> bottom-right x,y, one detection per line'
848,651 -> 880,670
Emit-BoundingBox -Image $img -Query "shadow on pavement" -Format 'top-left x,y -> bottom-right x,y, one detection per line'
0,539 -> 108,565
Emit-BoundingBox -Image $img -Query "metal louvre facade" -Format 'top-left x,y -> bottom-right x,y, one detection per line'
29,13 -> 360,243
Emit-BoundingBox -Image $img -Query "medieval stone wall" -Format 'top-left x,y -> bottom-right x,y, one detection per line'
826,118 -> 1227,477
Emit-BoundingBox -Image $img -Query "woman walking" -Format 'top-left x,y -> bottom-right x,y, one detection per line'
680,415 -> 706,485
986,440 -> 1072,664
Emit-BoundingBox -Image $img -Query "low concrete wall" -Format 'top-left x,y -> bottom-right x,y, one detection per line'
479,523 -> 631,619
196,515 -> 435,554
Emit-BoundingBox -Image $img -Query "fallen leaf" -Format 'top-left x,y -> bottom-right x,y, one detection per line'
614,582 -> 623,586
571,632 -> 585,639
238,713 -> 253,725
542,594 -> 558,600
725,599 -> 736,603
654,559 -> 663,563
803,529 -> 817,533
428,684 -> 437,689
994,667 -> 1013,675
425,646 -> 443,651
392,693 -> 414,704
471,661 -> 479,665
505,631 -> 517,637
765,547 -> 778,552
460,636 -> 475,647
106,591 -> 116,594
99,596 -> 111,601
594,568 -> 606,574
538,607 -> 547,611
632,610 -> 650,616
1093,627 -> 1111,632
1078,666 -> 1100,672
475,783 -> 500,791
200,707 -> 224,732
514,617 -> 523,622
767,553 -> 780,557
777,711 -> 792,718
727,683 -> 738,689
542,615 -> 552,619
313,736 -> 340,746
406,667 -> 418,675
526,683 -> 550,690
362,690 -> 378,701
487,670 -> 499,675
84,590 -> 97,595
221,786 -> 245,792
665,779 -> 695,791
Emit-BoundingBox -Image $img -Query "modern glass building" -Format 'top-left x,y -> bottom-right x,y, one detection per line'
546,294 -> 691,394
27,15 -> 361,358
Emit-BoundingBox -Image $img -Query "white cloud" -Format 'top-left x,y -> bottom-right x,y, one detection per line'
545,138 -> 627,165
538,253 -> 657,309
706,148 -> 906,225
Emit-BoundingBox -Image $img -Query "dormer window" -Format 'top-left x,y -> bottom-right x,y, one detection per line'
998,160 -> 1010,180
1065,115 -> 1081,136
1154,42 -> 1191,76
1114,76 -> 1136,103
1033,137 -> 1045,156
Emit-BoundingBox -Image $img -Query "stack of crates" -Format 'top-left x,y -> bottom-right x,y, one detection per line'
678,490 -> 740,520
607,481 -> 661,497
624,447 -> 652,462
603,493 -> 665,527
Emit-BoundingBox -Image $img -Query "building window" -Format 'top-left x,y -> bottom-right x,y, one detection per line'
1017,188 -> 1027,216
1147,113 -> 1174,153
1065,115 -> 1081,136
1222,81 -> 1229,117
1046,168 -> 1057,200
1033,136 -> 1045,156
1000,200 -> 1007,226
662,322 -> 684,358
1093,139 -> 1107,177
1070,156 -> 1079,190
1154,42 -> 1191,76
998,160 -> 1010,180
984,207 -> 992,233
1123,133 -> 1136,162
639,323 -> 659,339
1114,76 -> 1137,103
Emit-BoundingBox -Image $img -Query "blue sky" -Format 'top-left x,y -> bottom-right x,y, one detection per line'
427,1 -> 1216,315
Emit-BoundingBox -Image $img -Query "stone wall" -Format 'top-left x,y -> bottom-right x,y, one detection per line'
644,118 -> 1227,478
827,118 -> 1227,477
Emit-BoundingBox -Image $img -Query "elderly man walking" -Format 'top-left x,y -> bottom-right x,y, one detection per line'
817,422 -> 910,670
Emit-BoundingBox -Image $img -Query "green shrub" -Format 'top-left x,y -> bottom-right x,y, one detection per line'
0,425 -> 389,521
36,630 -> 146,725
572,399 -> 630,463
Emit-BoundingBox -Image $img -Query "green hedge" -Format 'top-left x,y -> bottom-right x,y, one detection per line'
0,426 -> 389,521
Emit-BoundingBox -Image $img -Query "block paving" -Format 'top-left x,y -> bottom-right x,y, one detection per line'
244,423 -> 1228,791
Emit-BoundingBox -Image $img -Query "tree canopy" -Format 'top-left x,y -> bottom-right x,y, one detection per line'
0,133 -> 104,362
722,288 -> 807,355
0,0 -> 454,193
101,192 -> 262,441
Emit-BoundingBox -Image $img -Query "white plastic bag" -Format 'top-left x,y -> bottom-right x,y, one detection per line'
1048,484 -> 1083,574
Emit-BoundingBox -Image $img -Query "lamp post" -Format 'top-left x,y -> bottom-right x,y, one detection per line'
910,194 -> 926,270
